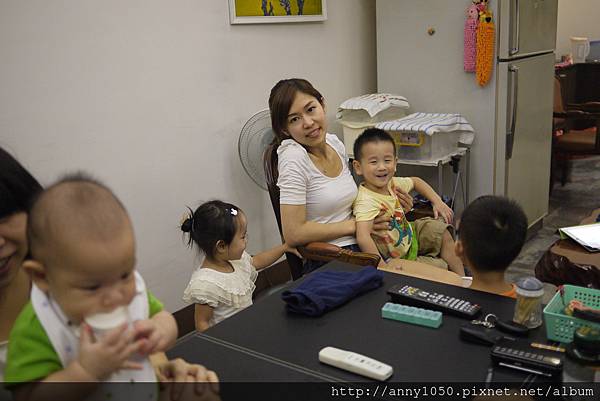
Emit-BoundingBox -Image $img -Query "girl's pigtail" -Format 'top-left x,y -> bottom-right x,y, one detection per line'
180,206 -> 195,247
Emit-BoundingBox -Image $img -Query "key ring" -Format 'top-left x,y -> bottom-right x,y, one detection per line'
471,313 -> 497,329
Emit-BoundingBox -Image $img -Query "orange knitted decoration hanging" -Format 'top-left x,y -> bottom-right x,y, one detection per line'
476,10 -> 495,86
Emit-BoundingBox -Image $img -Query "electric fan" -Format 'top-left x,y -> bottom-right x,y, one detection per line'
238,109 -> 275,191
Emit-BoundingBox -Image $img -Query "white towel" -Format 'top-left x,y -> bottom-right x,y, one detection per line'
337,93 -> 409,119
375,113 -> 475,145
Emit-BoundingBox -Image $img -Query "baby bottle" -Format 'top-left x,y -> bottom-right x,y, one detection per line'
85,306 -> 130,338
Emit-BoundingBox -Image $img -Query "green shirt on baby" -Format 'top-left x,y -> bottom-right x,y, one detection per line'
4,291 -> 163,384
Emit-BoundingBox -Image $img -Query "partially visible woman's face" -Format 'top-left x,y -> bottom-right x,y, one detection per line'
0,212 -> 28,290
285,91 -> 327,148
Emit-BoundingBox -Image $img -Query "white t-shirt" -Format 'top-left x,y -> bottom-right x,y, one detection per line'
182,251 -> 258,327
277,133 -> 358,247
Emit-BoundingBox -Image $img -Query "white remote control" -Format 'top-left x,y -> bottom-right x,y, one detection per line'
318,346 -> 393,381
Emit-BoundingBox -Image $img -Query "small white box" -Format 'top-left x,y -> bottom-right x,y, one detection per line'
393,131 -> 463,161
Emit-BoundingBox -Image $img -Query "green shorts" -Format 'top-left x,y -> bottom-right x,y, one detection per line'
412,217 -> 452,269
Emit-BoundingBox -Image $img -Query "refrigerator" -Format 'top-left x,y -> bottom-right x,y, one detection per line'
376,0 -> 557,229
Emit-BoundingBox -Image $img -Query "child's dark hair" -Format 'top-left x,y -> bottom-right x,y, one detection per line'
181,200 -> 242,258
0,146 -> 43,219
459,196 -> 528,272
353,128 -> 396,161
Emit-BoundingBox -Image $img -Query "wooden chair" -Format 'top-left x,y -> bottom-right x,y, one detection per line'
551,75 -> 600,189
263,143 -> 380,280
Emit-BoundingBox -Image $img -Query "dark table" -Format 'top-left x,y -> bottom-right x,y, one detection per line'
168,262 -> 594,399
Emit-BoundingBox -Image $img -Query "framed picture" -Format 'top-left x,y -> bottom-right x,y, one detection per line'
228,0 -> 327,24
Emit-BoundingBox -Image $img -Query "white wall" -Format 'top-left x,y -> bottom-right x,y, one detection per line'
556,0 -> 600,57
0,0 -> 376,311
377,0 -> 497,202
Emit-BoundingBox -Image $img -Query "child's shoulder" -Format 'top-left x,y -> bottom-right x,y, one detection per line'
391,176 -> 414,192
5,302 -> 61,383
10,301 -> 43,338
354,184 -> 378,203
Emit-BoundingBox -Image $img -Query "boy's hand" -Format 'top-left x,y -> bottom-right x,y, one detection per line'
77,323 -> 144,380
432,200 -> 454,224
133,319 -> 171,355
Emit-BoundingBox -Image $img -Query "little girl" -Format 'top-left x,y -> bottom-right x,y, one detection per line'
181,200 -> 294,332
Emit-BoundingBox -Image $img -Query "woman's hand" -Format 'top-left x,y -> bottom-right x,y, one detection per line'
283,243 -> 302,258
432,200 -> 454,224
393,187 -> 414,213
371,210 -> 391,232
156,358 -> 220,401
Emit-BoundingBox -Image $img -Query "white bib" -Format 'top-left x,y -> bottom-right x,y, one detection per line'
31,271 -> 158,401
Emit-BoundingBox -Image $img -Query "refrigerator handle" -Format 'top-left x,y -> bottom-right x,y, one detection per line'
506,65 -> 519,160
509,0 -> 520,56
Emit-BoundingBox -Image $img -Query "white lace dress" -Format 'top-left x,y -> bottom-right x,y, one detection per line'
183,251 -> 258,327
0,340 -> 7,381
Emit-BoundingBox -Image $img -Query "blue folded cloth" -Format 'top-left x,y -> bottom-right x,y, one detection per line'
281,266 -> 384,317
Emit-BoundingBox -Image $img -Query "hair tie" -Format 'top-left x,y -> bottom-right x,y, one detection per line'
180,208 -> 194,233
227,208 -> 238,216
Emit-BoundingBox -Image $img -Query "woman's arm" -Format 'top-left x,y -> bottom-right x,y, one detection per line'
411,177 -> 454,223
280,204 -> 355,247
194,304 -> 213,333
356,220 -> 386,268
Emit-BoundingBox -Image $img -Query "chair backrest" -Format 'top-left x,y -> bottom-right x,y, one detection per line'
263,142 -> 305,280
553,75 -> 564,114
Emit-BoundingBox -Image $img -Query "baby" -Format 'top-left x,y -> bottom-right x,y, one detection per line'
5,174 -> 177,400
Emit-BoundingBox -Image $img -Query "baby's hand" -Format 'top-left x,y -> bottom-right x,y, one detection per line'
133,319 -> 170,355
77,323 -> 144,380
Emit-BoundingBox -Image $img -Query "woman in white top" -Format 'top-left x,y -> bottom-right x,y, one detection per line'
268,79 -> 413,274
0,147 -> 219,394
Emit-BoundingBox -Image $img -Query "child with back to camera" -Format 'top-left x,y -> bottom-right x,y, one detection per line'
5,174 -> 178,401
352,128 -> 465,275
455,195 -> 528,297
181,200 -> 296,332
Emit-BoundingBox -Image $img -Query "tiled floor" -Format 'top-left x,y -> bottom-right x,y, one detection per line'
505,156 -> 600,302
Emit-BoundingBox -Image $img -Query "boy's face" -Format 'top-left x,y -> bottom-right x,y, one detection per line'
353,141 -> 397,192
27,225 -> 137,324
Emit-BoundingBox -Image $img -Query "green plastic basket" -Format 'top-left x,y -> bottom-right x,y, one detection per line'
543,285 -> 600,343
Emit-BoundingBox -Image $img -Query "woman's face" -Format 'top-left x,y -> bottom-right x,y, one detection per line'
285,91 -> 327,148
0,212 -> 28,290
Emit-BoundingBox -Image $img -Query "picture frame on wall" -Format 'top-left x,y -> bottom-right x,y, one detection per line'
228,0 -> 327,24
